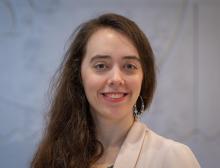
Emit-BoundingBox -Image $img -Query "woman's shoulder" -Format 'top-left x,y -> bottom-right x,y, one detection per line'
136,120 -> 191,149
138,121 -> 201,167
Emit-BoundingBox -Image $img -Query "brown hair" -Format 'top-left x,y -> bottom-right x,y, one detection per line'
31,13 -> 156,168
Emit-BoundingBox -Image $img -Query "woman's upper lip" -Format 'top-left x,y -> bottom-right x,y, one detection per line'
101,92 -> 128,94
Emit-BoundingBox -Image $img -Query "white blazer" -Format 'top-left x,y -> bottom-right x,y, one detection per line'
113,120 -> 201,168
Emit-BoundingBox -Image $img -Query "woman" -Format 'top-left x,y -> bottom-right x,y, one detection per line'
31,13 -> 200,168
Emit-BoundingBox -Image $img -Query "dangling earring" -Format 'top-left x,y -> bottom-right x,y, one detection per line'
133,96 -> 145,117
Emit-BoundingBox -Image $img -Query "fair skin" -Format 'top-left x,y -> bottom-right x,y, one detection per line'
81,28 -> 143,168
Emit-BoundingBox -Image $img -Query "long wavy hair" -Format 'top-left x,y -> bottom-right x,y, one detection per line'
31,13 -> 156,168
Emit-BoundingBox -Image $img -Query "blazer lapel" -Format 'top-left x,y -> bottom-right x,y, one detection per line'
114,120 -> 147,168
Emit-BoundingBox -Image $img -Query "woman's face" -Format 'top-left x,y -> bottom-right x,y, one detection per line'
81,28 -> 143,122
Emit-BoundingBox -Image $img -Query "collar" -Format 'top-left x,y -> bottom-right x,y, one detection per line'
114,120 -> 148,168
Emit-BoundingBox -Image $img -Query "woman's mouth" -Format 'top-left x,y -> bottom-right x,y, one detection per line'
101,92 -> 128,103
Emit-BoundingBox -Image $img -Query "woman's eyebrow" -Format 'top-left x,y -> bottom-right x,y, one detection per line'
90,55 -> 111,63
123,56 -> 141,62
89,55 -> 140,63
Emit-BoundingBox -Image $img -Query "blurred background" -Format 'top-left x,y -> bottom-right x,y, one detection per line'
0,0 -> 219,167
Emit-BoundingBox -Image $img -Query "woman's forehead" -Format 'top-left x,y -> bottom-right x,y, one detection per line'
84,28 -> 139,59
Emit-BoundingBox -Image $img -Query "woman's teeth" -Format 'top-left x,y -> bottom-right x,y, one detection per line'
103,93 -> 126,98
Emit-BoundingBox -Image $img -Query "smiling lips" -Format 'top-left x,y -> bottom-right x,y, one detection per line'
101,92 -> 128,103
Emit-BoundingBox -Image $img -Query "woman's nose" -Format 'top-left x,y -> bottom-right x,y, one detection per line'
107,67 -> 125,86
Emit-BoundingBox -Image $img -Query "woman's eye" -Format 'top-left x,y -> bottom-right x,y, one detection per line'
94,63 -> 108,71
124,64 -> 137,71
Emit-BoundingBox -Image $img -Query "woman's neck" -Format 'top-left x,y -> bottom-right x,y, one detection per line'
93,115 -> 135,167
95,115 -> 134,149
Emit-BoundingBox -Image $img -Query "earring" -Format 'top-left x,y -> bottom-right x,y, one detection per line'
133,96 -> 145,117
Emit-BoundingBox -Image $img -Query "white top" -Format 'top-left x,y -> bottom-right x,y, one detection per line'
113,120 -> 201,168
